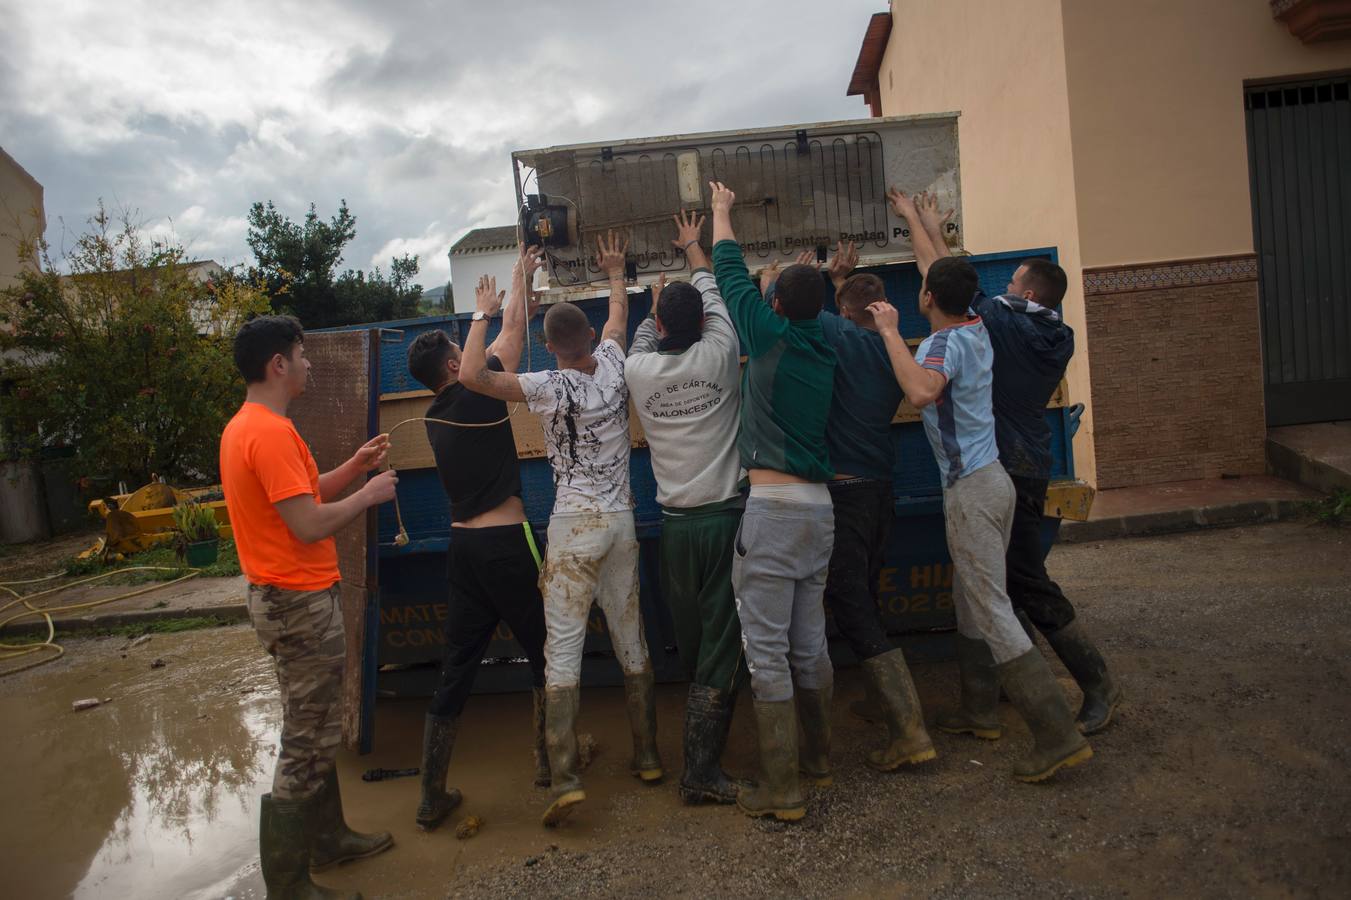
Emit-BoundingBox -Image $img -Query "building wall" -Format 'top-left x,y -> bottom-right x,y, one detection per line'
448,248 -> 518,314
0,147 -> 45,290
1061,0 -> 1351,486
875,0 -> 1099,482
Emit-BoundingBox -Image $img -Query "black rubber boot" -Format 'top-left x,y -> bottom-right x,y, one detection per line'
624,668 -> 664,783
862,648 -> 937,771
531,687 -> 551,787
848,677 -> 883,724
736,699 -> 806,822
541,686 -> 585,827
310,768 -> 393,870
936,634 -> 1004,740
795,685 -> 833,787
678,683 -> 747,805
1043,619 -> 1123,735
260,792 -> 360,899
414,715 -> 463,832
997,648 -> 1093,782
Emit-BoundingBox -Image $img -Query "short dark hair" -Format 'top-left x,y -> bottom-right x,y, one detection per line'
1018,258 -> 1068,308
924,257 -> 979,317
835,273 -> 885,312
775,264 -> 824,320
543,303 -> 593,357
656,281 -> 702,335
233,315 -> 304,384
407,329 -> 458,391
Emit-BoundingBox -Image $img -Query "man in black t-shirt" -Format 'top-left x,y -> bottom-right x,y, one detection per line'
404,246 -> 550,832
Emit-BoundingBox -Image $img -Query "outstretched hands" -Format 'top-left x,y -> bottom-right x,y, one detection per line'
596,230 -> 629,280
672,209 -> 705,251
475,274 -> 505,316
826,240 -> 857,291
917,191 -> 953,239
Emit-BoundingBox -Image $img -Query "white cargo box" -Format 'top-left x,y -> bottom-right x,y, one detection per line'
511,113 -> 962,294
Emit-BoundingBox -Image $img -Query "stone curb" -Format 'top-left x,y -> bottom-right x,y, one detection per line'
1059,498 -> 1310,543
1266,438 -> 1351,496
2,603 -> 249,637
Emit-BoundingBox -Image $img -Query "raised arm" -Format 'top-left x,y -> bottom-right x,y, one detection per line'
317,433 -> 389,500
460,275 -> 527,401
489,244 -> 544,373
888,186 -> 942,278
276,470 -> 398,544
630,272 -> 665,356
596,230 -> 630,349
709,181 -> 788,356
917,191 -> 954,262
866,300 -> 947,407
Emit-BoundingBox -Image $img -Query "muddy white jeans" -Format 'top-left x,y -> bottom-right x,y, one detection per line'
540,510 -> 650,688
943,460 -> 1034,664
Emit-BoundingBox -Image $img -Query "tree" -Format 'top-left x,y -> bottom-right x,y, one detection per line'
0,203 -> 271,493
245,200 -> 422,327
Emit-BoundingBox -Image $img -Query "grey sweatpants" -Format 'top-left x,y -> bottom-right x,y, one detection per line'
943,461 -> 1034,664
731,495 -> 835,703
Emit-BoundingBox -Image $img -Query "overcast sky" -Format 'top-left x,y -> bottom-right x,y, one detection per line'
1,0 -> 881,289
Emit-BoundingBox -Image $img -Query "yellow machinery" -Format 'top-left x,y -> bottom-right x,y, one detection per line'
80,482 -> 232,559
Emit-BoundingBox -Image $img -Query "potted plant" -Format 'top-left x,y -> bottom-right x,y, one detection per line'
173,500 -> 220,567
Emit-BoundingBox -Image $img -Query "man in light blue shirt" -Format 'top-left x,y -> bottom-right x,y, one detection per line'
868,256 -> 1092,784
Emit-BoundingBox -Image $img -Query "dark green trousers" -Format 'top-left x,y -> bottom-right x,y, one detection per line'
660,499 -> 747,693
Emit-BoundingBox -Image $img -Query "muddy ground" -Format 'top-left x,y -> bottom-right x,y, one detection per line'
1,519 -> 1348,899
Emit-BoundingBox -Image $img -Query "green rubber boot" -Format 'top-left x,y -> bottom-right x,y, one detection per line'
997,648 -> 1094,782
624,668 -> 664,783
862,648 -> 937,771
310,769 -> 392,871
936,634 -> 1004,740
848,676 -> 884,724
736,699 -> 806,822
531,687 -> 551,787
260,792 -> 359,900
414,715 -> 463,832
541,685 -> 586,827
795,686 -> 833,788
1044,619 -> 1123,735
678,682 -> 748,805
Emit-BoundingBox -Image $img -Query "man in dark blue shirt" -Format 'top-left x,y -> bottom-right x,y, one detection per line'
903,194 -> 1121,736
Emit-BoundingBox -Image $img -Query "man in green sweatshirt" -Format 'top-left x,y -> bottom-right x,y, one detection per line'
708,181 -> 836,822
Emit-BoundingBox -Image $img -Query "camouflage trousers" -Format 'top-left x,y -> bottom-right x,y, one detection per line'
247,582 -> 346,801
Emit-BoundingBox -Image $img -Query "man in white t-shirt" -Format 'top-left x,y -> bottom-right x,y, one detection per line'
460,230 -> 660,828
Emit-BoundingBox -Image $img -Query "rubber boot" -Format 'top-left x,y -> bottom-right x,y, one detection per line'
414,715 -> 463,832
848,676 -> 883,724
1043,619 -> 1123,735
310,769 -> 393,871
541,686 -> 585,827
736,699 -> 806,822
623,668 -> 665,783
795,685 -> 833,787
997,648 -> 1093,782
936,634 -> 1004,740
862,649 -> 937,771
260,792 -> 360,900
531,687 -> 551,787
678,683 -> 747,805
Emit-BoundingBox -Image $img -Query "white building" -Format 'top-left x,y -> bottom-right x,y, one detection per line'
448,226 -> 518,314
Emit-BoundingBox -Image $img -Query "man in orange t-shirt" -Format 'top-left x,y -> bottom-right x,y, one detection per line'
220,314 -> 398,898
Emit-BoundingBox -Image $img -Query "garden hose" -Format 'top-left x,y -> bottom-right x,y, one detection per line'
0,567 -> 201,677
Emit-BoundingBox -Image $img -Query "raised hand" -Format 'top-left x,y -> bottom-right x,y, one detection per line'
351,433 -> 390,471
866,300 -> 900,335
516,243 -> 545,280
596,229 -> 629,279
918,191 -> 953,238
759,261 -> 781,295
826,240 -> 857,291
475,274 -> 505,316
794,250 -> 817,268
709,181 -> 735,214
671,209 -> 705,252
886,186 -> 918,220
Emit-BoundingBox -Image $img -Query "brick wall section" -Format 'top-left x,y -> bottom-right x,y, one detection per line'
1084,255 -> 1267,489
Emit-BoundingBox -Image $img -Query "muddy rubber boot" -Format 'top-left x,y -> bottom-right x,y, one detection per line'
795,686 -> 833,788
862,649 -> 937,771
531,687 -> 551,787
848,676 -> 884,724
624,668 -> 665,783
414,714 -> 463,832
310,769 -> 393,871
997,648 -> 1094,782
936,634 -> 1004,740
678,683 -> 747,805
736,699 -> 806,822
1043,620 -> 1123,735
260,793 -> 360,900
541,686 -> 586,827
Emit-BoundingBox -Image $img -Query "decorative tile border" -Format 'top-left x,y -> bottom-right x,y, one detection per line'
1083,254 -> 1258,296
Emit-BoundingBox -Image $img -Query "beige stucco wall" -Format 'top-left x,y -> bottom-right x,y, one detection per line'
1062,0 -> 1351,268
875,0 -> 1098,482
0,147 -> 45,290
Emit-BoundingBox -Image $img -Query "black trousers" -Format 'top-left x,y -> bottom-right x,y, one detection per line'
428,523 -> 548,719
823,478 -> 895,662
1005,475 -> 1077,633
